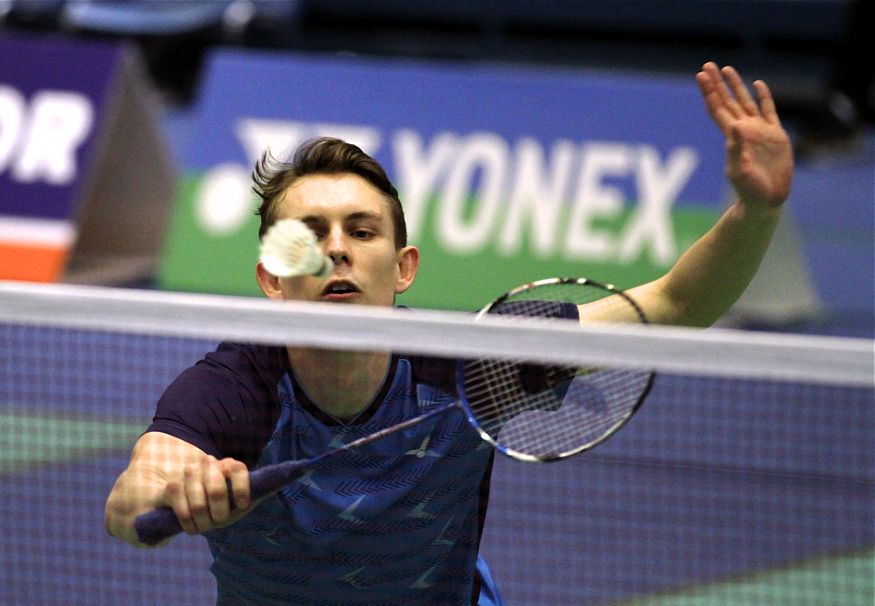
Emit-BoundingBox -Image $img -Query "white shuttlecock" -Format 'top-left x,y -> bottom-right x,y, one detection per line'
259,219 -> 333,278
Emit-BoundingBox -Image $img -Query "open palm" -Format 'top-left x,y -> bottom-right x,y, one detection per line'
696,62 -> 793,209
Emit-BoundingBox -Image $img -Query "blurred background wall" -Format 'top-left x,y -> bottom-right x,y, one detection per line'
1,0 -> 872,337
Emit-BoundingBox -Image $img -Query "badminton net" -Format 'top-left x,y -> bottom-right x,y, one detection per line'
0,281 -> 872,605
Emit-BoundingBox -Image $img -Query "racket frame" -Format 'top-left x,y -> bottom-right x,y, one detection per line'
460,276 -> 655,463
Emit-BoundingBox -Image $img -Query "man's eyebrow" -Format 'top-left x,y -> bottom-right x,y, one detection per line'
296,211 -> 384,224
344,211 -> 384,223
297,215 -> 325,226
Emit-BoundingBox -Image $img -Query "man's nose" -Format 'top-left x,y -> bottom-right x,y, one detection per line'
324,228 -> 350,264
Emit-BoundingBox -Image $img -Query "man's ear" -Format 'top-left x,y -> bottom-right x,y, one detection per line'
256,262 -> 284,300
395,245 -> 420,294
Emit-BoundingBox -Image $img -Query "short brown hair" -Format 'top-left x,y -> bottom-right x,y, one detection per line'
252,137 -> 407,247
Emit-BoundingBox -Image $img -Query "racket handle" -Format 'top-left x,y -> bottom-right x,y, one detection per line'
134,507 -> 183,546
133,460 -> 310,546
247,461 -> 307,498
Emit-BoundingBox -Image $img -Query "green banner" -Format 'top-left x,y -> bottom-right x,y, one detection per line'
160,172 -> 718,309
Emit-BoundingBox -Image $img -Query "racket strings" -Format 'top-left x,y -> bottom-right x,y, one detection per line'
465,361 -> 648,456
464,279 -> 653,461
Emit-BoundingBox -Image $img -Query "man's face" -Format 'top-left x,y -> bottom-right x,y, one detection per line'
259,172 -> 418,307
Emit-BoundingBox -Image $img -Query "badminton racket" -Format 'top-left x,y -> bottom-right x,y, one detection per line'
134,277 -> 653,545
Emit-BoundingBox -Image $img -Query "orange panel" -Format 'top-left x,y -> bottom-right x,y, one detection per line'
0,243 -> 71,282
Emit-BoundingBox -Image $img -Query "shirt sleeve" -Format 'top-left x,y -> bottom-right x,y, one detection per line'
146,343 -> 284,468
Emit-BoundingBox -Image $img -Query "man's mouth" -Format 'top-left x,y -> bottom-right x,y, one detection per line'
321,280 -> 361,300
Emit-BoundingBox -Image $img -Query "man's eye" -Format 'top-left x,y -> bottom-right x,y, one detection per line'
352,229 -> 374,239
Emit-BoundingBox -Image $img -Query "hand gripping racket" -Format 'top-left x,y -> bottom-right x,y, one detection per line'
134,278 -> 654,545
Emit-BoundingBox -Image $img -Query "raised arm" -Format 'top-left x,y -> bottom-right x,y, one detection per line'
104,432 -> 253,547
583,62 -> 794,326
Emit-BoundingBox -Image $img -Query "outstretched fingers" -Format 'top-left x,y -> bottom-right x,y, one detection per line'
720,65 -> 759,117
698,62 -> 779,132
697,62 -> 736,133
753,79 -> 780,125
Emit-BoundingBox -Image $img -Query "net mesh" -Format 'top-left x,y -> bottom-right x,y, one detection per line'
0,283 -> 872,605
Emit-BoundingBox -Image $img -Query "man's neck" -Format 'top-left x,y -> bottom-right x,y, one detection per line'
286,347 -> 392,422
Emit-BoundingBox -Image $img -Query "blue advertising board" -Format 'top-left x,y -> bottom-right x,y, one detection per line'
0,35 -> 120,281
159,50 -> 730,310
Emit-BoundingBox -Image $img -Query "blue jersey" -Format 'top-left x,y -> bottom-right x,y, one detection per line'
149,344 -> 503,605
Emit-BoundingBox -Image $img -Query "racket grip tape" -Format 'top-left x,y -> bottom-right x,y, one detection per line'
133,460 -> 309,546
133,506 -> 183,546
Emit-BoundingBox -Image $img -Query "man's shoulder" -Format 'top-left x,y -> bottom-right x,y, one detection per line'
153,341 -> 284,464
200,341 -> 288,375
169,341 -> 289,396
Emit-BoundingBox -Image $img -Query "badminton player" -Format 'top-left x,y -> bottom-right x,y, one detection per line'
105,62 -> 792,605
